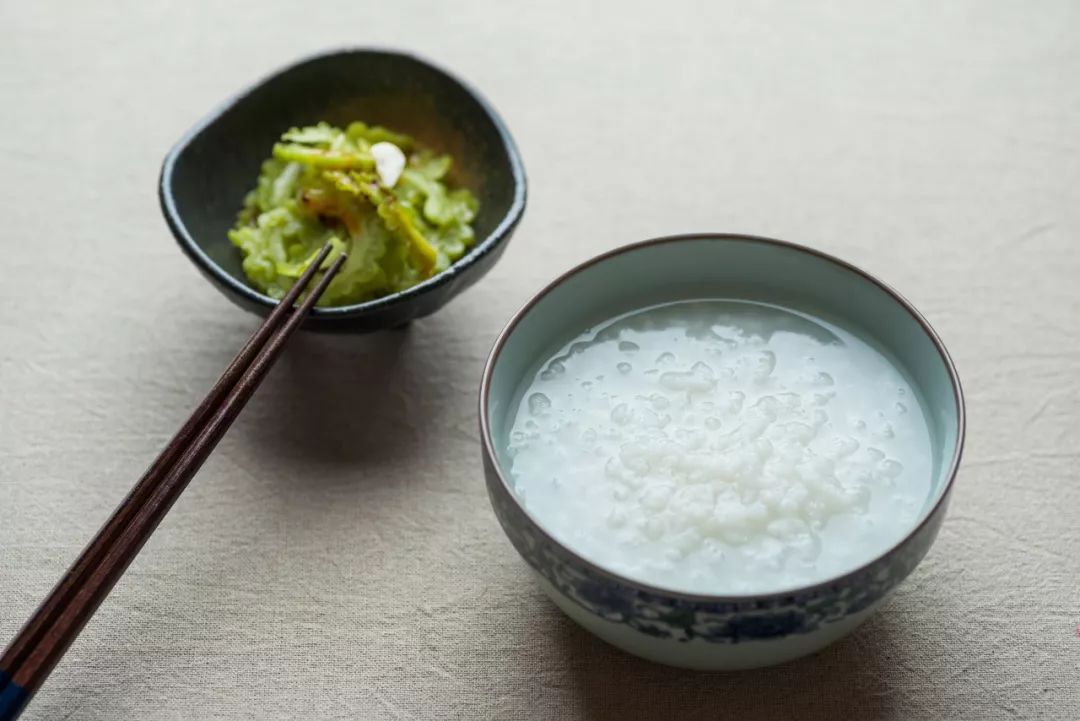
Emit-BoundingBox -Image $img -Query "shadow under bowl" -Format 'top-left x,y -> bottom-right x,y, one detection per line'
480,233 -> 965,670
159,47 -> 527,331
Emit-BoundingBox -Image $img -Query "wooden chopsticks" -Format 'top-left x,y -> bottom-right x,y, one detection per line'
0,242 -> 346,721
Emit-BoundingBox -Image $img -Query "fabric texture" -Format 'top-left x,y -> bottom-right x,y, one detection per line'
1,1 -> 1077,718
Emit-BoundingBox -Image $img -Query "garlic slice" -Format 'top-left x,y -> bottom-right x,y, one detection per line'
371,141 -> 406,188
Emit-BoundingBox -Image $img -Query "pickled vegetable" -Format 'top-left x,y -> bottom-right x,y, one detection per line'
228,121 -> 478,306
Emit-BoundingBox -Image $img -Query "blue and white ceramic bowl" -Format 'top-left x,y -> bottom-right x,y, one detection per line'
479,234 -> 965,670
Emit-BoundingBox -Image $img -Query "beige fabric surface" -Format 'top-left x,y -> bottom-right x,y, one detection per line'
1,1 -> 1078,719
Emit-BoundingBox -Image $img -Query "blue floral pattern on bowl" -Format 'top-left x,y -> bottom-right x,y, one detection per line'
484,454 -> 951,644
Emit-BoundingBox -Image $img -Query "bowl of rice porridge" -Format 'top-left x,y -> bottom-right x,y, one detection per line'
479,233 -> 964,670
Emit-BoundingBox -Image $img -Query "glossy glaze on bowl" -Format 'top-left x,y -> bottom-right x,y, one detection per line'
480,234 -> 965,670
160,48 -> 526,331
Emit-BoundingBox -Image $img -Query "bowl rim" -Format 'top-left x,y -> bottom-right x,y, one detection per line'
479,232 -> 966,603
159,46 -> 527,318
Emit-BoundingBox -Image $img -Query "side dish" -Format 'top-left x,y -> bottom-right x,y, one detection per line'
229,121 -> 478,306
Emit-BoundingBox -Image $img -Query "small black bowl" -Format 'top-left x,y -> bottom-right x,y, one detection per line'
159,48 -> 527,331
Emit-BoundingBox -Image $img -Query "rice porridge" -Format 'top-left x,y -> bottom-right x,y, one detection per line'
505,300 -> 932,594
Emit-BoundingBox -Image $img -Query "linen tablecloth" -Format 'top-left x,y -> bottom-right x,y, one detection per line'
2,1 -> 1077,718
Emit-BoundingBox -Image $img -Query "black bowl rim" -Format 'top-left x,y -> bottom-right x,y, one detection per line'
159,46 -> 527,318
479,232 -> 967,603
